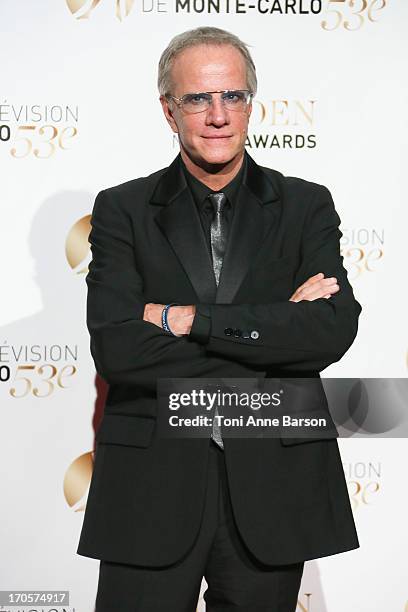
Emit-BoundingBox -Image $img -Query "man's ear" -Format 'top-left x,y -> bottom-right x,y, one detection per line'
160,95 -> 179,134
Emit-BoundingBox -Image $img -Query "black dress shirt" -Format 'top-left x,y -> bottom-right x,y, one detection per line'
180,154 -> 246,257
179,153 -> 247,344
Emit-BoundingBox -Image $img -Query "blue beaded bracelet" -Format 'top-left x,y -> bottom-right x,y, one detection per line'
161,303 -> 179,335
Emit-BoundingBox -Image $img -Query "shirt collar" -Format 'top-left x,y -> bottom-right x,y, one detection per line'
180,152 -> 247,211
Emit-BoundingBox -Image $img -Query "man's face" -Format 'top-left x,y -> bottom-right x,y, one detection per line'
160,44 -> 252,169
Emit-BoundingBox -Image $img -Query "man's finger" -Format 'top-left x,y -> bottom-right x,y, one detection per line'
290,282 -> 339,302
302,285 -> 339,301
293,272 -> 324,294
293,273 -> 337,296
289,275 -> 339,302
301,279 -> 338,297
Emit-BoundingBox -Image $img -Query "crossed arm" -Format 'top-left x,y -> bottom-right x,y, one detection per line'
86,186 -> 362,389
143,186 -> 361,371
144,272 -> 341,334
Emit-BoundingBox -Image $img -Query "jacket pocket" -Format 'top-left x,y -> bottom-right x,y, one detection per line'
95,414 -> 155,448
278,407 -> 339,446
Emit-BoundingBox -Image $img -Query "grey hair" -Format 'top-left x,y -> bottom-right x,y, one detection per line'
158,26 -> 257,97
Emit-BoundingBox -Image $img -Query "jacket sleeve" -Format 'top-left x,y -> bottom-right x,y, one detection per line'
189,185 -> 362,372
86,188 -> 257,389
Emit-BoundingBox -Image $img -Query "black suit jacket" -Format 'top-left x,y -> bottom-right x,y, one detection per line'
77,151 -> 361,567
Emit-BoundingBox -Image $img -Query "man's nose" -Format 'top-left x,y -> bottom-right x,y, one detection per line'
205,96 -> 230,126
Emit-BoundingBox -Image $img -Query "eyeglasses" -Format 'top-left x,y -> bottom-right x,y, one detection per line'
166,89 -> 254,114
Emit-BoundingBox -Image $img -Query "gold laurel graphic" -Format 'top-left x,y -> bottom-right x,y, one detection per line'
66,0 -> 135,20
65,214 -> 91,274
66,0 -> 101,19
116,0 -> 135,19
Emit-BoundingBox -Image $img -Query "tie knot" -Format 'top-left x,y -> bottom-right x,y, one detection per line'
207,192 -> 228,215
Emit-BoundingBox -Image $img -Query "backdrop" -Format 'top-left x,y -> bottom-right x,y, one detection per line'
0,1 -> 407,610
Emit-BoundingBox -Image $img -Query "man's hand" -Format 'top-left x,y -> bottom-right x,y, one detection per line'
143,303 -> 196,335
289,273 -> 339,303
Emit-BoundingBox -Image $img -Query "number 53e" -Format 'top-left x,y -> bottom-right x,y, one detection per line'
10,124 -> 77,158
322,0 -> 387,31
10,364 -> 77,397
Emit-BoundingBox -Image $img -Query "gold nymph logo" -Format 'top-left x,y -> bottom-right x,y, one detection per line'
64,451 -> 94,512
66,0 -> 135,20
66,215 -> 91,274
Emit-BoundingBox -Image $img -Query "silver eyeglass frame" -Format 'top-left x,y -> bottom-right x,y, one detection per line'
165,89 -> 254,113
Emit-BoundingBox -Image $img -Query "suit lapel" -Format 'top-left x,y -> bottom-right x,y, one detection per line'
150,152 -> 281,304
151,155 -> 217,303
215,153 -> 282,303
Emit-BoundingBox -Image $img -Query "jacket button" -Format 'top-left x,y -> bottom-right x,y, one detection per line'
224,327 -> 233,336
233,329 -> 242,337
250,330 -> 260,340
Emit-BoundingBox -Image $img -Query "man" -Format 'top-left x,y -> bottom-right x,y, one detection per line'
77,27 -> 361,611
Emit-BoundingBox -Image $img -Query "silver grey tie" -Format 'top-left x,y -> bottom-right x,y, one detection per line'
208,192 -> 230,450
